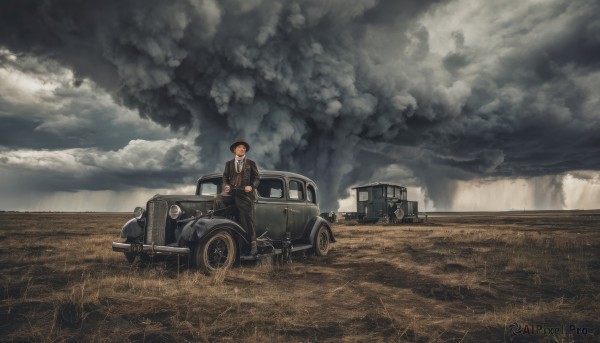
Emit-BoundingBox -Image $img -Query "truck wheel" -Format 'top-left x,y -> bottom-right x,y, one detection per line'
314,225 -> 330,257
192,231 -> 237,274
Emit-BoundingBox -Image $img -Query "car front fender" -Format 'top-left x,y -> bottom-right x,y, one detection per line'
180,217 -> 250,247
309,217 -> 336,243
120,218 -> 144,239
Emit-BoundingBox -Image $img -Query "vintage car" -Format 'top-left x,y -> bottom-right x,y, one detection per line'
112,170 -> 335,273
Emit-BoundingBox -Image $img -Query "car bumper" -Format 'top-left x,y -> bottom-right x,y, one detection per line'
112,242 -> 190,255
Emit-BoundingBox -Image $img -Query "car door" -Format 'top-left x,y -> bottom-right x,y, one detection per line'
303,182 -> 319,235
357,188 -> 369,218
372,185 -> 385,219
254,177 -> 287,240
287,179 -> 308,239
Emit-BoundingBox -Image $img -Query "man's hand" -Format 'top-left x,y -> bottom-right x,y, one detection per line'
224,185 -> 231,193
244,186 -> 252,192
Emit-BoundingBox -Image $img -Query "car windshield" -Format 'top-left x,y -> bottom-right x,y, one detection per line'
197,177 -> 222,196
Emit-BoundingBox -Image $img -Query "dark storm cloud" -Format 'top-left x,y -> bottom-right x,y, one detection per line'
0,93 -> 172,151
0,49 -> 175,150
1,0 -> 599,210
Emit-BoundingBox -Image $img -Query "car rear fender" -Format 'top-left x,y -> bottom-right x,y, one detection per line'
180,217 -> 250,247
309,217 -> 336,243
120,218 -> 144,239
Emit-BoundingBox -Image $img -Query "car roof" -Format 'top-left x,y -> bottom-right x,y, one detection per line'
352,182 -> 407,189
197,170 -> 317,185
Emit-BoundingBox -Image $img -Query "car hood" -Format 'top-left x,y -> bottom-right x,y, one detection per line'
148,194 -> 215,203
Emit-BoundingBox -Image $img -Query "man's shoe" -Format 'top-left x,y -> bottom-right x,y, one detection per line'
250,241 -> 258,255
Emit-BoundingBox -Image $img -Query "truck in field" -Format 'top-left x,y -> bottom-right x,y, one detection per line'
344,182 -> 420,223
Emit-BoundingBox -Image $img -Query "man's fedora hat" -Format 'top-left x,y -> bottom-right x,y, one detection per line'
230,139 -> 250,153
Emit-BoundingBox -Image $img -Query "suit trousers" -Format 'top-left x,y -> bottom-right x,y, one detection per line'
234,191 -> 256,242
214,190 -> 256,242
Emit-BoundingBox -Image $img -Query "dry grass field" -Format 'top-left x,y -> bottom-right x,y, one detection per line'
1,211 -> 599,342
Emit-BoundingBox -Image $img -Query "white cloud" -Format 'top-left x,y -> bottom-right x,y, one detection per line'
0,185 -> 197,212
0,65 -> 59,104
452,174 -> 600,211
0,138 -> 201,174
564,172 -> 600,210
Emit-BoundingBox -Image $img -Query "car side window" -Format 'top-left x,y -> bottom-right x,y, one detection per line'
289,180 -> 304,200
307,184 -> 316,204
257,178 -> 284,199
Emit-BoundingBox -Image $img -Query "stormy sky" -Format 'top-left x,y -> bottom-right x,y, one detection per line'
1,0 -> 599,212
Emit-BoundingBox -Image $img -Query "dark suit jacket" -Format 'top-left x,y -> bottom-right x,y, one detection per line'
222,158 -> 260,190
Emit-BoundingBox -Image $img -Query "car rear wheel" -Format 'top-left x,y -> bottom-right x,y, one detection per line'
314,225 -> 330,256
192,231 -> 237,274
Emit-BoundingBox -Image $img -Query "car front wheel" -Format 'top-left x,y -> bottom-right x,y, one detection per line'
192,231 -> 237,274
314,225 -> 330,256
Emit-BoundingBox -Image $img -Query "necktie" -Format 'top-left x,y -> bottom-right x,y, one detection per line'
237,160 -> 243,173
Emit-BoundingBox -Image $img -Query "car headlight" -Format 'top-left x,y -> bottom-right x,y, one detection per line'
133,206 -> 145,220
169,205 -> 182,219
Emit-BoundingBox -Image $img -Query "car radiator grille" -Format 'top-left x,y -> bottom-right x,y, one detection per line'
146,201 -> 167,245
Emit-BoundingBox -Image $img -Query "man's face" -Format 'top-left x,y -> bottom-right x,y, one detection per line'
234,144 -> 246,157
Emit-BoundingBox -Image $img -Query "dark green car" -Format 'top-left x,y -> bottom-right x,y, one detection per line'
112,171 -> 335,273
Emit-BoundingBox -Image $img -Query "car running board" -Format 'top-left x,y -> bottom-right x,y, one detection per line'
290,244 -> 312,252
240,244 -> 313,260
